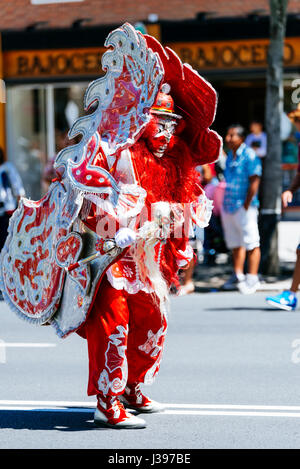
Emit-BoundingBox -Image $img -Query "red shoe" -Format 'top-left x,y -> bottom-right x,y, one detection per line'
120,384 -> 164,413
94,394 -> 146,429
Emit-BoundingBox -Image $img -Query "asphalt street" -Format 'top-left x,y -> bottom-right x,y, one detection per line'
1,291 -> 300,449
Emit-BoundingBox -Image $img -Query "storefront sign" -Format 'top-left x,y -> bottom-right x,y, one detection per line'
166,37 -> 300,71
3,47 -> 106,80
3,37 -> 300,81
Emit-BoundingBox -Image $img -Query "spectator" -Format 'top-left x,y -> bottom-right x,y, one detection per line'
245,120 -> 267,159
266,107 -> 300,310
281,108 -> 300,164
178,163 -> 217,295
0,147 -> 25,299
202,163 -> 227,265
265,171 -> 300,310
221,125 -> 262,294
42,129 -> 70,192
245,121 -> 267,204
201,163 -> 218,186
288,104 -> 300,145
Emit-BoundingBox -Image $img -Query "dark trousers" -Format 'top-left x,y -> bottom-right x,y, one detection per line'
0,213 -> 10,252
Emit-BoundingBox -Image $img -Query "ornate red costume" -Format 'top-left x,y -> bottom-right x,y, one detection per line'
0,24 -> 221,429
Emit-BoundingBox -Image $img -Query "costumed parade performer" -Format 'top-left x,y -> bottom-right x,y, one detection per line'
0,23 -> 222,429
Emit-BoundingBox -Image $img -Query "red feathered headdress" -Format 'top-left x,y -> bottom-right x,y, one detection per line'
144,34 -> 223,166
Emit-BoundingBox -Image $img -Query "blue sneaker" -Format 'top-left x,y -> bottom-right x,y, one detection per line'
266,291 -> 297,311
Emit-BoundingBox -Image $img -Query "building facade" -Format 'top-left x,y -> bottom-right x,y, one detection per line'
0,0 -> 300,202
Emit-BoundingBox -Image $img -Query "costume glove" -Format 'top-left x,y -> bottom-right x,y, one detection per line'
115,227 -> 137,248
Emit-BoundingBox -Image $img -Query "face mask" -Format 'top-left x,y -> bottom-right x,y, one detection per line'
144,115 -> 177,158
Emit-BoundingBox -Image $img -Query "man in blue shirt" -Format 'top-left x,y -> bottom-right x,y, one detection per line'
221,125 -> 262,294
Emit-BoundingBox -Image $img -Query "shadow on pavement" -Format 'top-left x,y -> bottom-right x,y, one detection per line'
0,408 -> 108,432
203,307 -> 287,312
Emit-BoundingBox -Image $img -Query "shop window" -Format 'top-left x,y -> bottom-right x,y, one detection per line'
6,86 -> 47,201
53,85 -> 85,153
6,83 -> 87,200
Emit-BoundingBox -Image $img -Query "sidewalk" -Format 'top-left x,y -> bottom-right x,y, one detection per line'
191,220 -> 298,293
192,257 -> 295,293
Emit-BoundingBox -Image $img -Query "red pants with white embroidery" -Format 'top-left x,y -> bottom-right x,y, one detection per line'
78,276 -> 167,397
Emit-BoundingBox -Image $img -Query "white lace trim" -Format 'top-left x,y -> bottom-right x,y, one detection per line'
106,265 -> 154,295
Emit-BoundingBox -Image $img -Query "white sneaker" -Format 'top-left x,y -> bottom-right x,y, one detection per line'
177,281 -> 195,296
238,274 -> 260,295
222,272 -> 245,291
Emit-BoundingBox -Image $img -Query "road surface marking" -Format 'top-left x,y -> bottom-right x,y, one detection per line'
1,406 -> 300,418
0,343 -> 56,348
0,406 -> 93,413
162,403 -> 300,410
163,410 -> 300,418
2,401 -> 300,418
2,401 -> 300,410
0,400 -> 94,407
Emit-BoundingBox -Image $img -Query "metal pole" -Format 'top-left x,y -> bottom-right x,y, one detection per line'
0,33 -> 6,153
46,84 -> 55,160
260,0 -> 288,276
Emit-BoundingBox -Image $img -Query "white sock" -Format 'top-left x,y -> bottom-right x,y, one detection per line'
246,274 -> 259,285
236,272 -> 245,281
